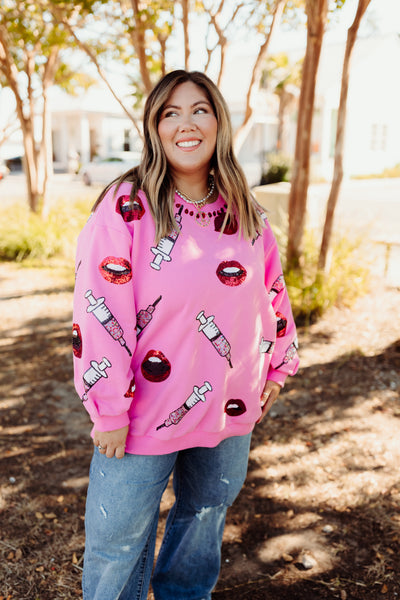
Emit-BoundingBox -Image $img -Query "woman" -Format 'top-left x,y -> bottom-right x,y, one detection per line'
73,69 -> 299,600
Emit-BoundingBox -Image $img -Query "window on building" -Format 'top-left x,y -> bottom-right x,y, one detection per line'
381,124 -> 387,151
370,123 -> 388,152
124,129 -> 130,151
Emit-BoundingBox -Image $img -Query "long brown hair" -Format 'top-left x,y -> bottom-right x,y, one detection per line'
93,70 -> 263,242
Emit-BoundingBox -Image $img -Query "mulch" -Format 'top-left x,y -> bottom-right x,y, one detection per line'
1,263 -> 399,599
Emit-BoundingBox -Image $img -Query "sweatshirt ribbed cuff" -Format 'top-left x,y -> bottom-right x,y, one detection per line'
93,412 -> 130,432
266,369 -> 286,388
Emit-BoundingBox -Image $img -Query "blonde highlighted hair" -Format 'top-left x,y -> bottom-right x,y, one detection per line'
93,70 -> 264,242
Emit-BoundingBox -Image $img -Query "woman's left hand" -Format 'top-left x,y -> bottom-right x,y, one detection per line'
257,380 -> 281,423
94,425 -> 129,459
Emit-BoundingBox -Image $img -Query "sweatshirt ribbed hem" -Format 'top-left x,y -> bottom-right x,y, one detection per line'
97,423 -> 256,455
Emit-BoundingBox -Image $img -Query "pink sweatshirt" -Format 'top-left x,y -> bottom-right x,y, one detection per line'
72,183 -> 299,455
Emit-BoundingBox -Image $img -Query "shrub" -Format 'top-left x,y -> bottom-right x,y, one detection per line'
260,152 -> 292,185
283,230 -> 371,325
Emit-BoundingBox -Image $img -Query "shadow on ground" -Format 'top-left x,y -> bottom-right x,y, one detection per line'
1,292 -> 400,599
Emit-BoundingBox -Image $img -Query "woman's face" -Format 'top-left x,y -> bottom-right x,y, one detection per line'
158,81 -> 218,180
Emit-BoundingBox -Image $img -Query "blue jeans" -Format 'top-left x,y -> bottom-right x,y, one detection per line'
82,434 -> 252,600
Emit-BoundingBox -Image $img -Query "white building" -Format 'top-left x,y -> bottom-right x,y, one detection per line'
2,31 -> 399,185
311,33 -> 400,180
220,31 -> 400,184
48,86 -> 142,173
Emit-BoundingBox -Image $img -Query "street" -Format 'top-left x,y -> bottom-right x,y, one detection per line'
310,177 -> 400,240
309,178 -> 400,287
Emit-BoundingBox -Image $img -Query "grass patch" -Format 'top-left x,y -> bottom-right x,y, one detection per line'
0,199 -> 92,263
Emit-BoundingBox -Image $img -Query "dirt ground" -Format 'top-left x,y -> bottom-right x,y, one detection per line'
1,262 -> 399,600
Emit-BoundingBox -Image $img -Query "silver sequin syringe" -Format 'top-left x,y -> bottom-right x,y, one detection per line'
196,311 -> 233,368
82,357 -> 112,401
156,381 -> 212,430
275,338 -> 299,370
268,275 -> 285,299
136,295 -> 162,338
150,206 -> 183,270
251,208 -> 268,245
85,290 -> 132,356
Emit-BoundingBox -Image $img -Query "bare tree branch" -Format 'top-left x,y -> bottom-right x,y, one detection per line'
233,0 -> 286,153
51,5 -> 143,139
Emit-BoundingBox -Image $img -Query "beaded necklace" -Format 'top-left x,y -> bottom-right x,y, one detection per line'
175,176 -> 216,227
175,176 -> 215,209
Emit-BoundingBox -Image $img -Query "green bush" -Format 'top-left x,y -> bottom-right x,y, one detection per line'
284,230 -> 370,325
260,152 -> 292,185
0,199 -> 92,263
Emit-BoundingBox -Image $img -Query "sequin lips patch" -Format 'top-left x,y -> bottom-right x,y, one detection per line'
72,323 -> 82,358
214,211 -> 238,235
224,399 -> 247,416
116,194 -> 145,222
216,260 -> 247,286
141,350 -> 171,382
99,257 -> 132,284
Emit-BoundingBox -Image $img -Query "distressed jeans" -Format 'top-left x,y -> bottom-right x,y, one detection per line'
82,433 -> 252,600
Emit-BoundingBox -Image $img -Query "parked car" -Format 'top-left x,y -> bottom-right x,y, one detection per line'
0,160 -> 10,181
79,152 -> 142,186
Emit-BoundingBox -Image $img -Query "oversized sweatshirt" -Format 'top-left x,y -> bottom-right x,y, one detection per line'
72,183 -> 299,455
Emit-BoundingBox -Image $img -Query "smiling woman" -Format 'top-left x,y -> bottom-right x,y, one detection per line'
157,81 -> 218,191
72,69 -> 299,600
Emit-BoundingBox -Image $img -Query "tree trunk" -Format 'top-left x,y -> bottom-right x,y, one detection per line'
38,47 -> 59,217
233,0 -> 285,155
317,0 -> 371,273
21,120 -> 41,212
276,87 -> 295,152
182,0 -> 190,70
158,34 -> 167,77
130,0 -> 153,94
286,0 -> 328,270
0,32 -> 41,212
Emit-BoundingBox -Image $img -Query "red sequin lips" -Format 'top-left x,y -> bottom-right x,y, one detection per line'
276,312 -> 287,337
72,323 -> 82,358
116,194 -> 145,222
124,376 -> 136,398
214,211 -> 238,235
216,260 -> 247,286
141,350 -> 171,382
99,257 -> 132,284
225,399 -> 247,416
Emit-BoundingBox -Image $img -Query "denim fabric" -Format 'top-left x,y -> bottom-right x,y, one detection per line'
82,434 -> 252,600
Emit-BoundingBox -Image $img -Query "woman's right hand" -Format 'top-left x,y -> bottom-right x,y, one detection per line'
94,425 -> 129,459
